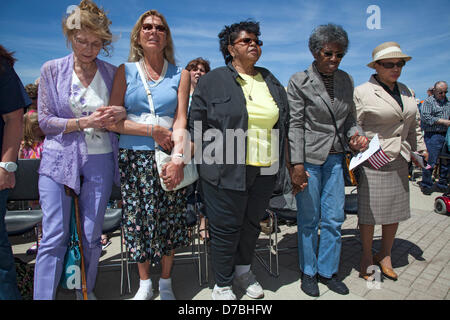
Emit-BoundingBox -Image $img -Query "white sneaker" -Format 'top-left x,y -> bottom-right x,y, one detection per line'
211,285 -> 236,300
132,286 -> 153,300
75,291 -> 97,300
233,270 -> 264,299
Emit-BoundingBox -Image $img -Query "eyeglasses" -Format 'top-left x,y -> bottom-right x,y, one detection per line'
73,37 -> 102,50
436,90 -> 448,94
322,51 -> 344,59
233,37 -> 263,47
142,23 -> 166,33
376,61 -> 406,69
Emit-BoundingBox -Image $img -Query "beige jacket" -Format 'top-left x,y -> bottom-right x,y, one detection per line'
354,75 -> 426,162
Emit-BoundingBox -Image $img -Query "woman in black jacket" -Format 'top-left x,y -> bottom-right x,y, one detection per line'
188,20 -> 288,300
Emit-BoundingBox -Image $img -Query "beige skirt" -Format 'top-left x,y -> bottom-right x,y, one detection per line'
357,157 -> 410,225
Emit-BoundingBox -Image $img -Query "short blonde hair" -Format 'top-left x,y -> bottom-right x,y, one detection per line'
128,10 -> 175,64
62,0 -> 113,56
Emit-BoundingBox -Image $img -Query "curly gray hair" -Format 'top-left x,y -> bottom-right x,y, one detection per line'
308,23 -> 349,57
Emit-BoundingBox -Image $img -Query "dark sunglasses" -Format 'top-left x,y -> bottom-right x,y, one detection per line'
323,51 -> 344,59
233,37 -> 263,47
436,90 -> 448,94
377,60 -> 406,69
142,23 -> 166,33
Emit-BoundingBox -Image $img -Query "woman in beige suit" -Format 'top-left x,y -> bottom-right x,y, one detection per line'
354,42 -> 427,281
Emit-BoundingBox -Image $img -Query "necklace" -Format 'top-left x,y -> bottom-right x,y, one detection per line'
140,59 -> 158,82
243,74 -> 255,101
139,59 -> 167,87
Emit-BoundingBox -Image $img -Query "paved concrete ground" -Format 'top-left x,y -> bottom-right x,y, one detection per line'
10,179 -> 450,300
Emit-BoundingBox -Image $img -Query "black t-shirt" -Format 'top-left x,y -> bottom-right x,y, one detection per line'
0,57 -> 31,154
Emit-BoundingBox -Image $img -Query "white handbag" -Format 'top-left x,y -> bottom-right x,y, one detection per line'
135,61 -> 198,191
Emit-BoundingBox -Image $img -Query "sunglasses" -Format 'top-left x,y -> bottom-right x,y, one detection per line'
436,91 -> 448,94
233,37 -> 263,47
142,23 -> 166,33
323,51 -> 344,59
377,61 -> 406,69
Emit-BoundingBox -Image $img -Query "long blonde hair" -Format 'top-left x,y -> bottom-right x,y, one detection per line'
128,10 -> 175,64
22,112 -> 42,149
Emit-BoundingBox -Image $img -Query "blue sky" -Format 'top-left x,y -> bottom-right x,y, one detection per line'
1,0 -> 449,100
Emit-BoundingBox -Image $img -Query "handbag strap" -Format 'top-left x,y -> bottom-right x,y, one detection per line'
305,69 -> 348,153
135,61 -> 165,148
135,61 -> 157,116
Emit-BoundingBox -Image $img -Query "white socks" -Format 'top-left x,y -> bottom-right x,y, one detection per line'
140,278 -> 152,289
132,278 -> 153,300
235,264 -> 251,277
133,278 -> 176,300
159,277 -> 176,300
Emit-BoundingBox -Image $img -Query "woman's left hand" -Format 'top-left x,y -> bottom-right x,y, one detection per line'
421,150 -> 429,162
160,158 -> 184,190
96,106 -> 127,128
349,132 -> 369,152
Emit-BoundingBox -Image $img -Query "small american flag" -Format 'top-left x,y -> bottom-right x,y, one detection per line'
367,148 -> 391,169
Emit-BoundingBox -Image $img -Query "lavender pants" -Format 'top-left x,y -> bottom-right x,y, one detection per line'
33,153 -> 114,300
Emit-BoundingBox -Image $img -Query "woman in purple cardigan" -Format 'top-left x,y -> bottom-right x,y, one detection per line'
33,0 -> 126,300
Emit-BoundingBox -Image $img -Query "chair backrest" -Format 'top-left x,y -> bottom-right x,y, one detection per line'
8,159 -> 40,201
6,158 -> 123,235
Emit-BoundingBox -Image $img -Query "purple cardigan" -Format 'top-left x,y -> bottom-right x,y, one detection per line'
37,53 -> 119,195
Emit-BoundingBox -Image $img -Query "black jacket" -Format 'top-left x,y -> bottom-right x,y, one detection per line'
188,62 -> 289,193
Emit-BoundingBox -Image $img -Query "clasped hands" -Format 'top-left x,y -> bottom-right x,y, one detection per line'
161,156 -> 185,190
85,105 -> 127,130
290,133 -> 369,195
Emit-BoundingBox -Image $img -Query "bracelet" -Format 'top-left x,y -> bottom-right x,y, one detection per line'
146,125 -> 154,137
172,153 -> 184,159
76,119 -> 82,132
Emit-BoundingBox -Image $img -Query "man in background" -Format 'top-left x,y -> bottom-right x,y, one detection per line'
419,81 -> 450,195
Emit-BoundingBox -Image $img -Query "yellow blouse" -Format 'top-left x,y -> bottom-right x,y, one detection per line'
237,72 -> 279,166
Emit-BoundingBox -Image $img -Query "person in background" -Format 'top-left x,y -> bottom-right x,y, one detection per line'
354,41 -> 427,282
419,81 -> 450,195
24,83 -> 38,113
189,20 -> 289,300
33,0 -> 126,300
185,57 -> 210,110
288,23 -> 367,297
18,111 -> 45,255
19,111 -> 44,160
107,9 -> 191,300
0,44 -> 28,300
418,87 -> 434,115
185,57 -> 210,239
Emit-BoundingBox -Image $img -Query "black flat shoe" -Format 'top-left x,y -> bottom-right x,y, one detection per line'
301,274 -> 320,297
318,275 -> 349,295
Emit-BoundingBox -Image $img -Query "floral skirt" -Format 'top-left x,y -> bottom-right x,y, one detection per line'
119,149 -> 190,264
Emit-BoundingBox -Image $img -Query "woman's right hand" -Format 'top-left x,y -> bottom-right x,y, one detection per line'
290,164 -> 309,195
84,110 -> 106,130
152,125 -> 174,152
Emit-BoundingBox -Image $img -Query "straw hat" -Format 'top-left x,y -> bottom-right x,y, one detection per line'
367,41 -> 411,69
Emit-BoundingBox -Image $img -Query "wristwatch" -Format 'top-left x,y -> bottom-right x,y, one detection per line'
0,162 -> 18,173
